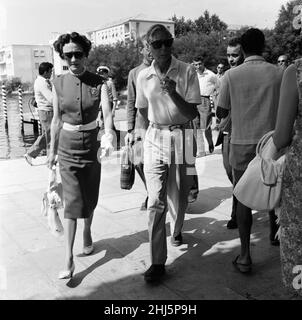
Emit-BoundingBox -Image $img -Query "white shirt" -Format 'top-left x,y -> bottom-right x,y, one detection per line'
106,78 -> 118,102
135,56 -> 201,125
34,75 -> 53,112
197,68 -> 218,96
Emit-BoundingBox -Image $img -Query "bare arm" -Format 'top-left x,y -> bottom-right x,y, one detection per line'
101,83 -> 114,133
273,64 -> 299,150
48,86 -> 62,168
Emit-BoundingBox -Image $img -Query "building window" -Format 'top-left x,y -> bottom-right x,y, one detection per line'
40,50 -> 45,57
63,66 -> 68,70
34,50 -> 39,57
35,63 -> 39,69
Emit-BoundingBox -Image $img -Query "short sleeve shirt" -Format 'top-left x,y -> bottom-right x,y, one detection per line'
34,75 -> 53,111
135,56 -> 201,125
218,56 -> 283,144
53,71 -> 104,125
197,68 -> 218,96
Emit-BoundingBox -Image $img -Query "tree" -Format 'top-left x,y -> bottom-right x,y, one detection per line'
172,11 -> 227,38
171,14 -> 195,37
194,10 -> 228,35
271,0 -> 302,62
173,31 -> 228,70
86,41 -> 139,91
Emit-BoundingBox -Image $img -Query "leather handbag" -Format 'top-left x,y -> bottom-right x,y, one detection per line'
120,144 -> 135,190
233,131 -> 286,211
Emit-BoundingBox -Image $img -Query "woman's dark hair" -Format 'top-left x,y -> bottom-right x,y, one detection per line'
146,24 -> 172,43
53,32 -> 92,59
240,28 -> 265,56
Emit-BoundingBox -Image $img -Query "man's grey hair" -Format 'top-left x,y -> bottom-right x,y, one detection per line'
146,24 -> 172,43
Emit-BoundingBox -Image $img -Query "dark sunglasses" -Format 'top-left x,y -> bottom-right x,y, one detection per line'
278,60 -> 286,63
63,51 -> 84,59
150,38 -> 173,49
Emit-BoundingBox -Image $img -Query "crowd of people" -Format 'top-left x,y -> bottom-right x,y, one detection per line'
23,24 -> 301,296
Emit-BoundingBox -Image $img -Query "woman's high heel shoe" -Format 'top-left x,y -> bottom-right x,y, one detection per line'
83,244 -> 94,255
58,261 -> 75,279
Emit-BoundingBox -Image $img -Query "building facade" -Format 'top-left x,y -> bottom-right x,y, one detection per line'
86,15 -> 175,46
0,44 -> 53,83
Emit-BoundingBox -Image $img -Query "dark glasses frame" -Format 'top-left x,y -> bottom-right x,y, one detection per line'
63,51 -> 85,59
150,38 -> 174,49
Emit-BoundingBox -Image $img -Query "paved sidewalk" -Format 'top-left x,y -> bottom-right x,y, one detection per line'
0,140 -> 299,300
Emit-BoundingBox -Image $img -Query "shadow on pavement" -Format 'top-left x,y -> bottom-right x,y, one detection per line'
56,186 -> 292,300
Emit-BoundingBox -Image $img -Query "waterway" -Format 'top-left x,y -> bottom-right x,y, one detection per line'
0,94 -> 41,160
0,94 -> 127,160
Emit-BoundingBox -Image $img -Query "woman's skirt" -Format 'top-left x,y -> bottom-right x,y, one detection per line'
58,128 -> 101,219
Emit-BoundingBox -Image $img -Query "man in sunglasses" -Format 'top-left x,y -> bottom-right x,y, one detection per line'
277,54 -> 289,70
135,24 -> 201,283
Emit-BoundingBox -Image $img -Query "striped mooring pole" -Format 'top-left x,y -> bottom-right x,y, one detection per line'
38,117 -> 42,135
1,84 -> 8,129
18,85 -> 24,133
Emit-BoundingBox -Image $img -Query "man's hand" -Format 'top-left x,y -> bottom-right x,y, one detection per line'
124,131 -> 135,145
99,132 -> 114,160
47,152 -> 57,170
161,76 -> 176,95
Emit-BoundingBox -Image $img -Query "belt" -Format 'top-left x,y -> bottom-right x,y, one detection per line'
201,95 -> 210,99
63,120 -> 98,132
150,121 -> 190,131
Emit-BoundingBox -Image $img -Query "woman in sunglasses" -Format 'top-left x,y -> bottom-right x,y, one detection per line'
49,32 -> 114,279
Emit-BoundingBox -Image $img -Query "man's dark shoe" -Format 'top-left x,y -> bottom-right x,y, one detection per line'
227,218 -> 238,229
144,264 -> 165,283
171,233 -> 183,246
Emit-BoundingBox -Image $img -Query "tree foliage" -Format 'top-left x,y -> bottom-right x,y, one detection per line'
173,31 -> 228,70
270,0 -> 302,62
85,0 -> 302,91
172,15 -> 195,37
86,41 -> 140,91
194,10 -> 228,35
172,11 -> 227,37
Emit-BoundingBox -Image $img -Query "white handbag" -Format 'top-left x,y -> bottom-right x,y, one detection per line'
41,168 -> 64,237
233,131 -> 286,211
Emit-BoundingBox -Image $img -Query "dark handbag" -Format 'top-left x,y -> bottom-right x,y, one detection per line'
120,144 -> 135,190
